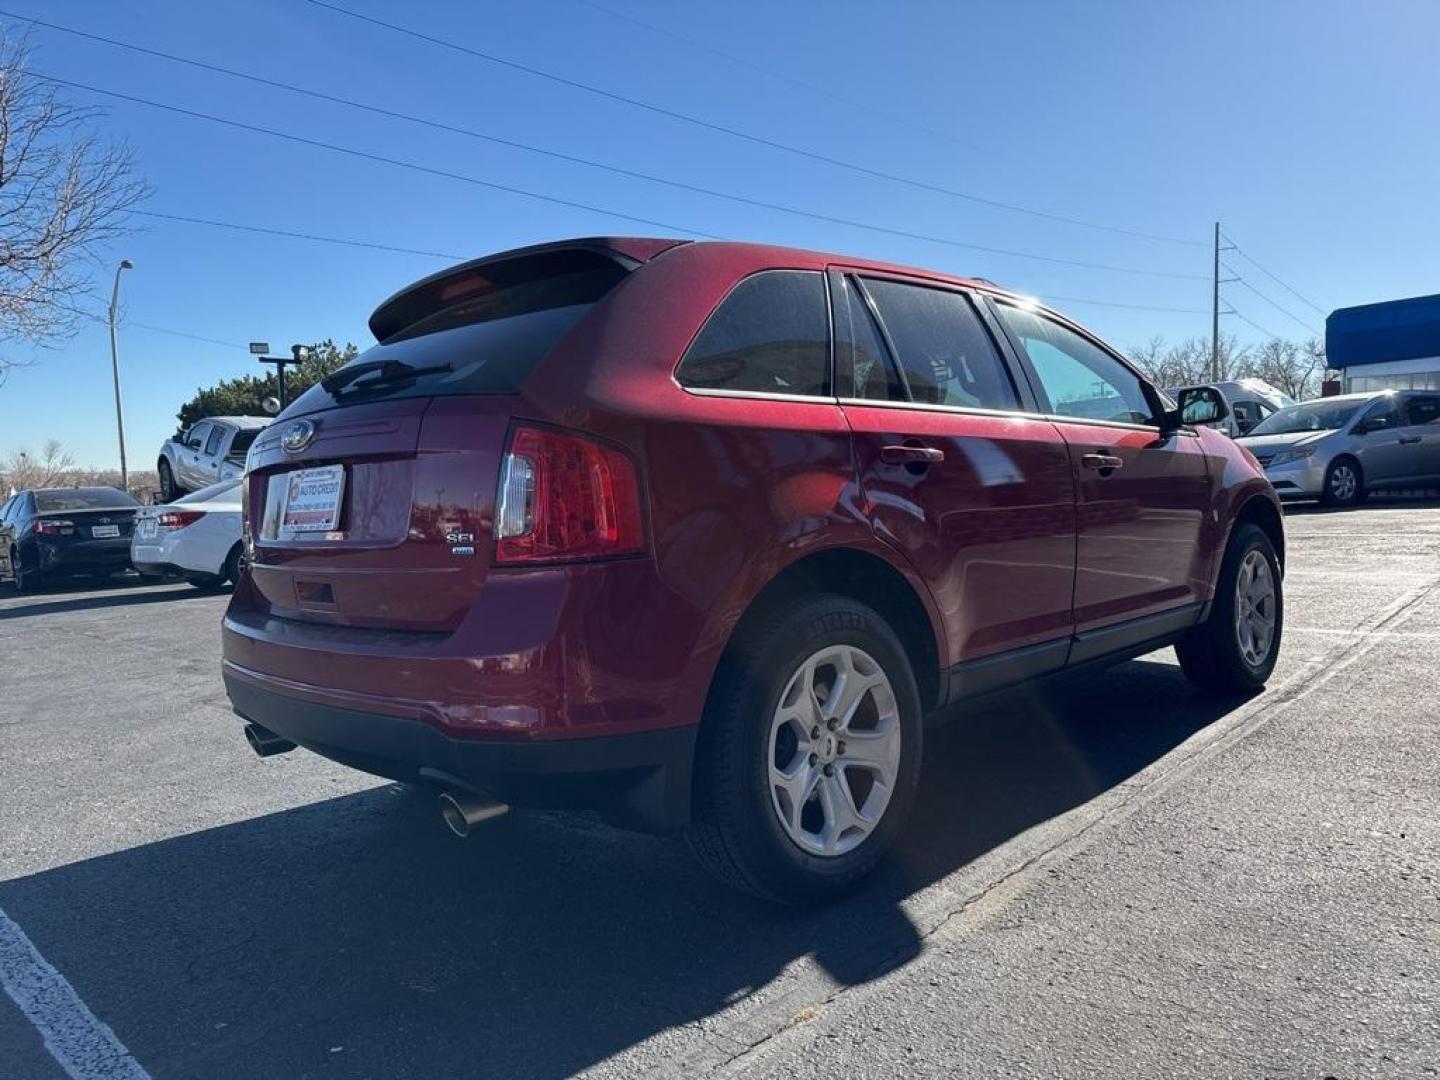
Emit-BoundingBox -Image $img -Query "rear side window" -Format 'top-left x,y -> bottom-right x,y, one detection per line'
204,427 -> 225,456
286,254 -> 630,414
676,271 -> 830,397
834,275 -> 903,401
1407,396 -> 1440,425
860,278 -> 1018,410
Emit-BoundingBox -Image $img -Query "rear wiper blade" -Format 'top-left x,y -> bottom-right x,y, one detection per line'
322,359 -> 451,395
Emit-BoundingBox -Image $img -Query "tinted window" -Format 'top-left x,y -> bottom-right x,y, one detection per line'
33,488 -> 139,512
996,304 -> 1153,425
861,279 -> 1017,410
288,264 -> 629,414
676,271 -> 829,396
204,426 -> 225,456
185,422 -> 210,450
229,428 -> 262,458
1407,396 -> 1440,426
834,275 -> 902,400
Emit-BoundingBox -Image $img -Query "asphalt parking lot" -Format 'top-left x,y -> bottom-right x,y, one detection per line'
2,500 -> 1438,1079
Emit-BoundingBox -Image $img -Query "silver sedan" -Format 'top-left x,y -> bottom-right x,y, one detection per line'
1237,390 -> 1440,507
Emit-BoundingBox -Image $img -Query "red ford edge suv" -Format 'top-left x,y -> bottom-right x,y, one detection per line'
223,237 -> 1284,901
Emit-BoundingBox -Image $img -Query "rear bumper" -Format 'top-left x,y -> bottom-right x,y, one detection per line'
224,665 -> 696,832
36,538 -> 132,573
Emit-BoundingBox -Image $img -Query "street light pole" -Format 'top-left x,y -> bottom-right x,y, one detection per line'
108,259 -> 134,492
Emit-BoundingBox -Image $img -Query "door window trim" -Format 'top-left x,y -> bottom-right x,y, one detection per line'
671,268 -> 838,403
826,265 -> 1037,416
980,294 -> 1178,434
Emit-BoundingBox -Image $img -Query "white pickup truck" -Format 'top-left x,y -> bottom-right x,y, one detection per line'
157,416 -> 270,500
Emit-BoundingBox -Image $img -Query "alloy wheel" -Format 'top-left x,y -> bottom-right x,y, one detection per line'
767,644 -> 901,858
1234,549 -> 1277,667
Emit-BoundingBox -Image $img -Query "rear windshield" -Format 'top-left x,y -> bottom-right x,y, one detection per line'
1248,399 -> 1364,435
228,429 -> 262,458
33,488 -> 139,512
175,479 -> 241,505
285,262 -> 628,414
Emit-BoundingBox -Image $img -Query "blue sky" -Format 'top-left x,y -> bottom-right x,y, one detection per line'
1,0 -> 1436,468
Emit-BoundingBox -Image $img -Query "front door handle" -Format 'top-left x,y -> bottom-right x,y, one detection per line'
1398,435 -> 1423,445
1081,453 -> 1124,472
881,445 -> 945,465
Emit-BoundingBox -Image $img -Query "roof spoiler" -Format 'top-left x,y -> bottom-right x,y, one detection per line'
368,237 -> 686,342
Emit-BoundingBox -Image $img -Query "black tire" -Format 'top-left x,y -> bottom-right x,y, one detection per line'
158,459 -> 178,502
221,543 -> 244,586
1175,523 -> 1283,696
1320,456 -> 1364,508
687,595 -> 923,903
186,574 -> 225,591
11,547 -> 38,594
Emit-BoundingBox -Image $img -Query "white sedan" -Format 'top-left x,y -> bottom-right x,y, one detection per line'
131,479 -> 244,589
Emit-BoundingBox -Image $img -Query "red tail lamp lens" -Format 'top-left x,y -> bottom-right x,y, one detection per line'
494,426 -> 644,564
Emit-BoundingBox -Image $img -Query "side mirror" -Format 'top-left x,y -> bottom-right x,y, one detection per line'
1164,386 -> 1228,432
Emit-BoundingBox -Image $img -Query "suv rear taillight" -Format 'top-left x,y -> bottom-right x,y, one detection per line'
158,510 -> 205,529
494,425 -> 645,564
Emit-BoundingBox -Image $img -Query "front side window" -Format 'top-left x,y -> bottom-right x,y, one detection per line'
860,278 -> 1018,410
676,270 -> 830,396
1360,397 -> 1401,431
186,422 -> 211,450
995,304 -> 1154,425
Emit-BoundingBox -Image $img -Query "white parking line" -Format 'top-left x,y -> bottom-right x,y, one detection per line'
0,907 -> 150,1080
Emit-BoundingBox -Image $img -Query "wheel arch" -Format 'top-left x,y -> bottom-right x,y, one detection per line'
713,545 -> 945,714
1232,491 -> 1286,573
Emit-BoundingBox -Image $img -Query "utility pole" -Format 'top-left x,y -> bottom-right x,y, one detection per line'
1211,221 -> 1221,383
108,259 -> 134,492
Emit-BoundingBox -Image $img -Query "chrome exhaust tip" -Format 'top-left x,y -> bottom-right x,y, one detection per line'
244,722 -> 296,758
438,791 -> 509,838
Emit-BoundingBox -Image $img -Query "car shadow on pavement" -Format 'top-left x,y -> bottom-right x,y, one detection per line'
0,657 -> 1245,1079
0,582 -> 217,620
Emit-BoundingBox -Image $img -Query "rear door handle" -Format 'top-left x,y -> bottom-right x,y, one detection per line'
1081,453 -> 1124,472
1398,435 -> 1423,444
880,445 -> 945,465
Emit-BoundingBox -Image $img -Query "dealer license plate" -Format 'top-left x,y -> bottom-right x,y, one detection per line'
281,465 -> 345,534
91,524 -> 121,538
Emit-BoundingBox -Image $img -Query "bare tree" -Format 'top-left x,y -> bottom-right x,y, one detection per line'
0,35 -> 146,379
1127,334 -> 1254,388
2,438 -> 75,492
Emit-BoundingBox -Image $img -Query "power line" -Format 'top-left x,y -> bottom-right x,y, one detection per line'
34,73 -> 724,240
34,72 -> 1210,281
302,0 -> 1205,248
5,14 -> 1204,279
1221,233 -> 1329,316
1225,271 -> 1322,335
1040,294 -> 1209,315
133,210 -> 465,260
571,0 -> 997,162
1229,307 -> 1283,342
62,303 -> 245,350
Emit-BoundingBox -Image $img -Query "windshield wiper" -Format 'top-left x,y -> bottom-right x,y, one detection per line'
321,359 -> 452,395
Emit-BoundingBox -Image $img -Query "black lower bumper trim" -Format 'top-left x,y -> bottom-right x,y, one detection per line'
224,673 -> 697,833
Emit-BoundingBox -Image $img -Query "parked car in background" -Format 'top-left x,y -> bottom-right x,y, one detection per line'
223,237 -> 1285,901
1238,390 -> 1440,506
0,486 -> 141,592
132,478 -> 245,589
1165,378 -> 1295,437
157,416 -> 269,500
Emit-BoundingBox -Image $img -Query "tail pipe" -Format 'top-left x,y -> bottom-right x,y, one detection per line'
438,791 -> 509,838
244,722 -> 296,757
